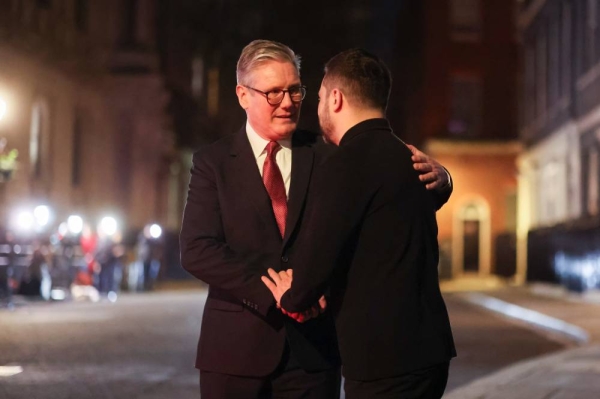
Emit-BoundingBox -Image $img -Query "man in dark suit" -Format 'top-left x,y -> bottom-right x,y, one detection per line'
180,40 -> 452,398
262,49 -> 456,399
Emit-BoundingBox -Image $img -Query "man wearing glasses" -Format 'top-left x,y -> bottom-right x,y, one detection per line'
180,40 -> 452,398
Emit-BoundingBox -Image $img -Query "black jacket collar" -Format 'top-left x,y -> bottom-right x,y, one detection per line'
339,118 -> 392,146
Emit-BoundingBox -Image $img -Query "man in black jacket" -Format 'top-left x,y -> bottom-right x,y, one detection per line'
263,49 -> 456,399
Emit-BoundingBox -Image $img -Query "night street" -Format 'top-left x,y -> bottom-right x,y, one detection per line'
0,289 -> 566,398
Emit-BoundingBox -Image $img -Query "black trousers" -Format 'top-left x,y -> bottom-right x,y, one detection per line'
200,343 -> 341,399
344,362 -> 450,399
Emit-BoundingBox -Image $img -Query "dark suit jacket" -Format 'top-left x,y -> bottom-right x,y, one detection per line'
180,126 -> 340,377
280,118 -> 457,381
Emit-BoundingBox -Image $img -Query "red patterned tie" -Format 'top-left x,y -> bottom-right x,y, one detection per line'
263,141 -> 287,237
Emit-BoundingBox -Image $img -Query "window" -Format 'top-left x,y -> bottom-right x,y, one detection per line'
207,67 -> 220,116
536,31 -> 547,118
586,0 -> 598,69
448,76 -> 482,137
192,57 -> 205,98
120,0 -> 138,46
588,147 -> 599,216
525,44 -> 536,125
450,0 -> 482,42
541,161 -> 559,223
561,1 -> 572,101
72,110 -> 83,187
35,0 -> 51,9
30,102 -> 45,179
548,16 -> 560,106
75,0 -> 88,33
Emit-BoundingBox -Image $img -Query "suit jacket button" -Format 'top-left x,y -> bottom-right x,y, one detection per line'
281,256 -> 289,263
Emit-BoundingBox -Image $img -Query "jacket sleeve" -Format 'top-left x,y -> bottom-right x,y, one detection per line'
180,149 -> 274,316
280,152 -> 366,313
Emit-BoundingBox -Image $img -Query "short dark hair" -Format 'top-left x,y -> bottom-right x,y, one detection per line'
322,48 -> 391,112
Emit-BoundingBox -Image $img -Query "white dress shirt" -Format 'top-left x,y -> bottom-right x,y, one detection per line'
246,121 -> 292,198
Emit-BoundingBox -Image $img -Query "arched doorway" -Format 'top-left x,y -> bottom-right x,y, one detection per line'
452,198 -> 491,278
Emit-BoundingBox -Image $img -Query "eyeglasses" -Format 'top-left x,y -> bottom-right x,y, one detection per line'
244,85 -> 306,105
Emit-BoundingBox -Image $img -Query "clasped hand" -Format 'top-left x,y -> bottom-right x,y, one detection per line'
261,269 -> 326,323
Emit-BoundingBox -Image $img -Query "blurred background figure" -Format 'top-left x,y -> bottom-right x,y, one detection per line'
78,223 -> 97,286
18,241 -> 51,301
94,217 -> 124,301
0,229 -> 15,309
130,223 -> 163,292
49,214 -> 87,301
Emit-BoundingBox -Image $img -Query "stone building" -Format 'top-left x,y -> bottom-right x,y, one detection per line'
404,0 -> 521,281
0,0 -> 173,235
518,0 -> 600,291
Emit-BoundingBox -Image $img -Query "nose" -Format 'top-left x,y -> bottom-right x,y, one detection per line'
279,91 -> 295,109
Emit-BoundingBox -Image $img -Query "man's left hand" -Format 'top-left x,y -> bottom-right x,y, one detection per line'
261,268 -> 292,306
407,144 -> 450,191
262,269 -> 327,323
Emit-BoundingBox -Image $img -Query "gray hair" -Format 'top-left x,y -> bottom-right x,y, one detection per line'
236,40 -> 301,85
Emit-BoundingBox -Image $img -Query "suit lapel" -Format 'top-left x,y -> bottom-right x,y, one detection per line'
282,140 -> 314,247
229,128 -> 281,237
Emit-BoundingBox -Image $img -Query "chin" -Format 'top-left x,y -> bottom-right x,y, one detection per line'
276,124 -> 297,137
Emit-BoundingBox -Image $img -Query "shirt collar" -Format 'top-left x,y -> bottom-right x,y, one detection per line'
246,120 -> 292,159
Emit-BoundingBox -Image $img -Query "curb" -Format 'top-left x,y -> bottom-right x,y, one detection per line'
443,345 -> 600,398
456,292 -> 590,345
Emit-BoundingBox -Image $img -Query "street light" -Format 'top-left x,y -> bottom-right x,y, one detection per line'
98,216 -> 118,237
33,205 -> 51,229
67,215 -> 84,235
11,209 -> 34,234
149,223 -> 162,239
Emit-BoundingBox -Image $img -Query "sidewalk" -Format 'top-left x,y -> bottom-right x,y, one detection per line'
442,279 -> 600,399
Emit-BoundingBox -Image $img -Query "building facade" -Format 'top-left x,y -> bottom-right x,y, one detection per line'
407,0 -> 521,281
519,0 -> 600,291
0,0 -> 173,235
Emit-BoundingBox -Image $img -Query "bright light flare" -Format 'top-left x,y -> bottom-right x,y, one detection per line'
33,205 -> 51,227
98,216 -> 118,237
67,215 -> 84,235
14,211 -> 34,233
149,223 -> 162,239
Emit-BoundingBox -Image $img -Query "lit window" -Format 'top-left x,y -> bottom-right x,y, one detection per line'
29,102 -> 45,179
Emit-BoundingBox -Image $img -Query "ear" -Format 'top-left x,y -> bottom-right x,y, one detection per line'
330,88 -> 343,113
236,85 -> 250,109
